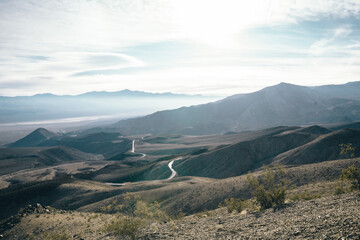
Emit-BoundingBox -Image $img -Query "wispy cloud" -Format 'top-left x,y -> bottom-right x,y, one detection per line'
0,0 -> 360,96
310,25 -> 354,55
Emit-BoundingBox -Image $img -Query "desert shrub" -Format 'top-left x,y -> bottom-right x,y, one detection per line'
100,192 -> 140,214
337,143 -> 360,192
169,220 -> 178,231
175,211 -> 186,220
102,193 -> 170,239
341,165 -> 360,191
339,143 -> 356,159
103,216 -> 145,240
247,165 -> 288,210
334,178 -> 354,195
289,191 -> 322,202
134,200 -> 169,221
41,232 -> 70,240
223,198 -> 244,213
194,209 -> 213,218
334,185 -> 346,195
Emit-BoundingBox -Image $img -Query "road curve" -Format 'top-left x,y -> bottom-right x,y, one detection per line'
167,157 -> 182,180
131,139 -> 146,157
106,140 -> 181,185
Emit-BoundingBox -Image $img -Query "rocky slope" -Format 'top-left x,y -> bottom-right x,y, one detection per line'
2,193 -> 359,239
142,193 -> 360,240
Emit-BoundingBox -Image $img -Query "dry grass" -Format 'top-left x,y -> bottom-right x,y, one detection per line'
3,211 -> 118,240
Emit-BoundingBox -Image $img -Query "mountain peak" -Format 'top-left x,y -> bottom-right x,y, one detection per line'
8,128 -> 57,148
275,82 -> 304,89
33,128 -> 56,138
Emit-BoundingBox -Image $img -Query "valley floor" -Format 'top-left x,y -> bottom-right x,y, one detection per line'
3,192 -> 359,239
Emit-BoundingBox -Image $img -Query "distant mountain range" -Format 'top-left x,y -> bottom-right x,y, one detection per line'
0,90 -> 218,124
111,81 -> 360,135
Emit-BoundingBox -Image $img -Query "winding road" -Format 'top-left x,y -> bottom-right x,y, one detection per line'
167,157 -> 182,180
106,139 -> 180,186
131,139 -> 146,158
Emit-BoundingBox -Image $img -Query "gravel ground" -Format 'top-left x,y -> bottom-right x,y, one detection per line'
142,193 -> 360,240
2,193 -> 359,239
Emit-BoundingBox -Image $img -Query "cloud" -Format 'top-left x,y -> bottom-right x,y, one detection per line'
0,0 -> 360,96
309,25 -> 360,58
0,51 -> 146,94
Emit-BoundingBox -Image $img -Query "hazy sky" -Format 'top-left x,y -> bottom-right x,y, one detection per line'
1,0 -> 360,96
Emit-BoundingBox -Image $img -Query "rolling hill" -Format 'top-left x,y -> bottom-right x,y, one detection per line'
273,128 -> 360,165
7,128 -> 58,148
0,146 -> 103,176
8,129 -> 132,159
173,126 -> 360,179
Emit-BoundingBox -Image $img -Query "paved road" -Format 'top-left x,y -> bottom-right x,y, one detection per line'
131,139 -> 146,158
131,140 -> 135,153
167,157 -> 182,180
106,140 -> 181,186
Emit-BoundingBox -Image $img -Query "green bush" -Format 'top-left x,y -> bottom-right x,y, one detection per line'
223,198 -> 244,213
103,216 -> 145,240
247,165 -> 288,210
339,143 -> 356,159
341,165 -> 360,191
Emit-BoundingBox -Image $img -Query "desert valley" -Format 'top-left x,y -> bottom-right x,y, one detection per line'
1,1 -> 360,239
0,82 -> 360,239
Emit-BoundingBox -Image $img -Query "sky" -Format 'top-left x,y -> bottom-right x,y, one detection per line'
0,0 -> 360,97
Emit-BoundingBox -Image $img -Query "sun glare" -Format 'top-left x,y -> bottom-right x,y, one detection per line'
172,0 -> 268,47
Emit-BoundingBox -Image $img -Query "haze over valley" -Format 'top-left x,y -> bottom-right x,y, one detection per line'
1,1 -> 360,239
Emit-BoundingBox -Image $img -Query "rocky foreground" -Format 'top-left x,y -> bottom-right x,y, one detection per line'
143,193 -> 360,240
1,193 -> 359,239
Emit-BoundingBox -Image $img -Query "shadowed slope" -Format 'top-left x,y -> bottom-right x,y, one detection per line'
0,146 -> 103,176
7,128 -> 58,148
274,128 -> 360,165
7,129 -> 132,159
175,126 -> 332,178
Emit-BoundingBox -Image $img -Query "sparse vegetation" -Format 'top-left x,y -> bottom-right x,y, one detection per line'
339,143 -> 356,159
289,191 -> 322,202
340,165 -> 360,191
247,165 -> 288,210
334,184 -> 347,195
222,198 -> 244,213
194,209 -> 213,218
175,211 -> 186,220
134,200 -> 169,221
103,216 -> 145,240
337,143 -> 360,193
41,232 -> 70,240
102,192 -> 170,239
